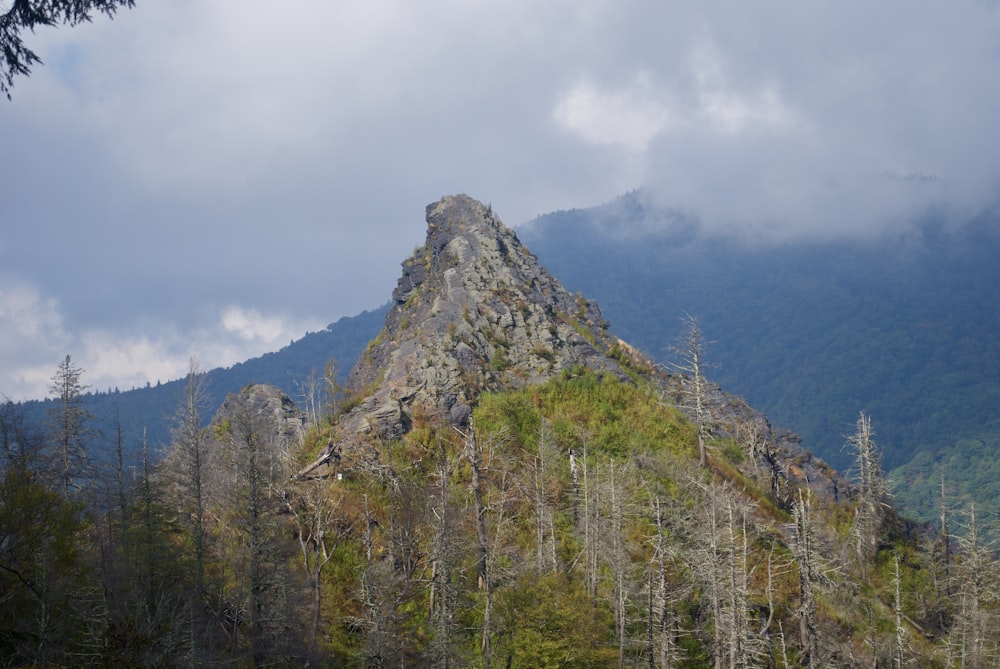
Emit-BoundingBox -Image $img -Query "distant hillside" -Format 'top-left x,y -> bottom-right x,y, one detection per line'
7,195 -> 997,666
517,191 -> 1000,526
20,305 -> 387,456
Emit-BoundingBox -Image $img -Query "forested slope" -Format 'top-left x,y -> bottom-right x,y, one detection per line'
517,191 -> 1000,528
4,195 -> 998,666
16,305 -> 387,456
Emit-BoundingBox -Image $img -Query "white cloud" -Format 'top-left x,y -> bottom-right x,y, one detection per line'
688,39 -> 798,134
0,277 -> 69,400
0,278 -> 65,340
221,305 -> 301,348
553,36 -> 801,156
554,73 -> 670,152
0,275 -> 324,400
4,0 -> 1000,400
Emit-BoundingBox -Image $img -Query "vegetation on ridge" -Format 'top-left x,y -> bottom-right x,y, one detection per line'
518,190 -> 1000,537
4,359 -> 999,666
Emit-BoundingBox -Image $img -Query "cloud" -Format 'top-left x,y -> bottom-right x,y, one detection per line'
554,73 -> 670,152
3,1 -> 1000,397
0,276 -> 323,401
685,38 -> 799,135
220,305 -> 305,348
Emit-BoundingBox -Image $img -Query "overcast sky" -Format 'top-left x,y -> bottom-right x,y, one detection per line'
2,1 -> 999,401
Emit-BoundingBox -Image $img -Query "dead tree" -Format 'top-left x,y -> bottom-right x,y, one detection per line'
793,489 -> 819,669
847,412 -> 889,572
457,419 -> 493,668
670,315 -> 712,468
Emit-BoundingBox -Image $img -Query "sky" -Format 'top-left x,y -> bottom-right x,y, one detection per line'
2,1 -> 1000,401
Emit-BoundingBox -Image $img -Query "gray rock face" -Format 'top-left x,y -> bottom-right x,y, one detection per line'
335,194 -> 637,449
213,383 -> 307,448
295,194 -> 847,508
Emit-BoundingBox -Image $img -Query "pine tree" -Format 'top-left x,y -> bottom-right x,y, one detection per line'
47,354 -> 91,498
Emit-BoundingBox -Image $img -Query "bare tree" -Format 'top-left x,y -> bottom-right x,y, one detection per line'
280,476 -> 346,654
294,368 -> 324,428
847,412 -> 889,571
793,489 -> 820,669
609,461 -> 628,667
324,358 -> 342,419
428,435 -> 462,668
47,354 -> 91,498
458,419 -> 493,667
690,479 -> 761,668
579,432 -> 600,600
643,489 -> 691,669
170,360 -> 210,596
670,315 -> 712,468
530,419 -> 559,574
948,502 -> 999,669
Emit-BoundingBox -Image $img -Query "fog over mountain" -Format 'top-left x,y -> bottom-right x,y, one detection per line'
4,1 -> 1000,401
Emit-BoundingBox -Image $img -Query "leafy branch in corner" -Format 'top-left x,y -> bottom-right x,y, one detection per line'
1,0 -> 135,99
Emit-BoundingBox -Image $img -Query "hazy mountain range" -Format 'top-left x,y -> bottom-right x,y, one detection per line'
517,190 -> 1000,527
16,190 -> 1000,528
6,194 -> 999,665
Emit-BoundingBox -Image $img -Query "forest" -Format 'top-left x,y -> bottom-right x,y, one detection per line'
517,191 -> 1000,535
3,353 -> 999,667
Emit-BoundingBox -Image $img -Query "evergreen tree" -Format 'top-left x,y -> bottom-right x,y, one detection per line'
47,354 -> 91,498
1,0 -> 135,98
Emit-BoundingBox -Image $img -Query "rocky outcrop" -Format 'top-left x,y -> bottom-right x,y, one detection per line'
297,194 -> 642,477
296,194 -> 847,508
212,383 -> 306,448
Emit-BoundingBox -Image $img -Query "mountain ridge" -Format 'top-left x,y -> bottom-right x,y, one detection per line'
9,195 -> 990,666
517,189 -> 1000,528
296,194 -> 846,504
296,194 -> 645,477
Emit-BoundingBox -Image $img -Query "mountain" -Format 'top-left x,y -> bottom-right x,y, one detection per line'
19,187 -> 997,533
297,194 -> 842,497
517,190 -> 1000,528
282,194 -> 960,665
5,194 -> 994,666
296,194 -> 645,475
15,304 -> 387,457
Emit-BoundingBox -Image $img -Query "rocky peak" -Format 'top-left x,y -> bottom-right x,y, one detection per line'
299,195 -> 639,476
296,194 -> 847,509
212,383 -> 307,448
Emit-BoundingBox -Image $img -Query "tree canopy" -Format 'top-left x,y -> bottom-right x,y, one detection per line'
1,0 -> 135,98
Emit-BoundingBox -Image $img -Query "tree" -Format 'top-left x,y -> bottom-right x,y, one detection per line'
948,503 -> 999,668
428,435 -> 462,667
530,419 -> 559,574
0,457 -> 89,664
793,489 -> 820,669
161,359 -> 214,660
226,396 -> 290,666
1,398 -> 44,473
280,475 -> 347,656
99,430 -> 192,666
1,0 -> 135,99
167,360 -> 210,595
198,385 -> 305,665
324,357 -> 342,418
458,419 -> 493,666
47,354 -> 91,498
494,572 -> 617,668
847,412 -> 888,569
670,315 -> 711,468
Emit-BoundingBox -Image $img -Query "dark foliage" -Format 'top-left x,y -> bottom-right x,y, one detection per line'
1,0 -> 135,98
518,191 -> 1000,529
